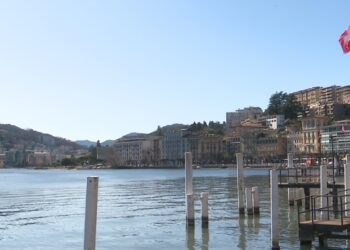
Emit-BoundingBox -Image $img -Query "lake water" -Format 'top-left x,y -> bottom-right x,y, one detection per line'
0,168 -> 342,249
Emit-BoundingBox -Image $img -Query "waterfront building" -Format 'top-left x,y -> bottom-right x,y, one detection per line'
186,131 -> 224,165
113,133 -> 153,166
0,153 -> 4,167
301,116 -> 330,154
256,130 -> 287,161
160,125 -> 189,166
226,107 -> 263,128
320,120 -> 350,154
27,151 -> 52,166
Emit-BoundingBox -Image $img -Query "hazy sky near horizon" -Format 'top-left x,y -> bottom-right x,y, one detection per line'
0,1 -> 349,142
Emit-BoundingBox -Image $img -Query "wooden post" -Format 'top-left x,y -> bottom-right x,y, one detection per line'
84,176 -> 99,250
200,192 -> 209,226
287,153 -> 295,206
245,188 -> 253,215
270,170 -> 280,250
237,153 -> 245,214
252,186 -> 260,214
345,154 -> 350,216
320,165 -> 328,220
185,152 -> 194,225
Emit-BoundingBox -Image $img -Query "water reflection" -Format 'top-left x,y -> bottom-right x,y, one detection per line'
186,225 -> 195,250
201,225 -> 209,250
238,216 -> 246,249
185,223 -> 209,250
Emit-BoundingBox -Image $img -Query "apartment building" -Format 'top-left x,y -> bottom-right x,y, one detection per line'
292,87 -> 321,108
226,107 -> 263,127
336,85 -> 350,104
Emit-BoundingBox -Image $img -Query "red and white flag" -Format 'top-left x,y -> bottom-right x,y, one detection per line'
339,25 -> 350,53
341,124 -> 346,135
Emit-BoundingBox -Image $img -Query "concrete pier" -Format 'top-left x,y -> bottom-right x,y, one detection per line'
245,188 -> 253,215
84,176 -> 99,250
252,186 -> 260,214
200,192 -> 209,226
270,170 -> 280,250
287,153 -> 295,206
237,153 -> 245,215
185,152 -> 194,225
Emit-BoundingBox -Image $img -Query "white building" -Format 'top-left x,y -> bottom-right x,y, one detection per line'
266,115 -> 285,129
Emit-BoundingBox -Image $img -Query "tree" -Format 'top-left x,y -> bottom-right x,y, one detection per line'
266,91 -> 303,119
266,91 -> 287,115
283,94 -> 303,119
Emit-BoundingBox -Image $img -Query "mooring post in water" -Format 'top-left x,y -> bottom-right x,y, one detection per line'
270,170 -> 280,250
320,165 -> 328,219
252,186 -> 260,214
287,153 -> 295,206
185,152 -> 194,225
185,152 -> 193,196
237,153 -> 245,215
345,154 -> 350,216
304,188 -> 310,210
84,176 -> 99,250
245,188 -> 253,215
200,192 -> 208,226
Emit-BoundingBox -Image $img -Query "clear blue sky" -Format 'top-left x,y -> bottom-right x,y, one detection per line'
0,0 -> 349,141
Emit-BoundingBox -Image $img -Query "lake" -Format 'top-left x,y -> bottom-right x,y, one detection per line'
0,168 -> 337,249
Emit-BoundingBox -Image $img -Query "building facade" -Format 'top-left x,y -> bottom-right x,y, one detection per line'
226,107 -> 263,127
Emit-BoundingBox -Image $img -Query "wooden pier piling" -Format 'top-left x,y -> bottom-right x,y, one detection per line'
84,176 -> 99,250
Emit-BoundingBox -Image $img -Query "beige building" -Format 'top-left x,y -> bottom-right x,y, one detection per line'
226,107 -> 263,127
336,85 -> 350,104
301,116 -> 330,154
256,131 -> 287,160
292,87 -> 321,108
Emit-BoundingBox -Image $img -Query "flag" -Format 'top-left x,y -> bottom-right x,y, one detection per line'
341,124 -> 346,135
339,25 -> 350,53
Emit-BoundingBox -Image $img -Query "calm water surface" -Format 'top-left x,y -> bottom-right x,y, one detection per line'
0,168 -> 339,249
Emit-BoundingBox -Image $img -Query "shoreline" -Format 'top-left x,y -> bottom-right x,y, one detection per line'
1,163 -> 279,170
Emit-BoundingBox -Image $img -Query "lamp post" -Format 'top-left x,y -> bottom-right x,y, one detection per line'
329,134 -> 338,214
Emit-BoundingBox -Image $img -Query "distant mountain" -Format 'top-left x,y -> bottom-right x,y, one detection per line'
0,124 -> 84,150
101,140 -> 114,146
75,139 -> 115,147
75,140 -> 96,147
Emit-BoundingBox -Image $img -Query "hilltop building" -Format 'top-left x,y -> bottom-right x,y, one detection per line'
226,107 -> 263,128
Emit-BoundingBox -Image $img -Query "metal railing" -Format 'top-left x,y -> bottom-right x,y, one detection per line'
297,189 -> 350,226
